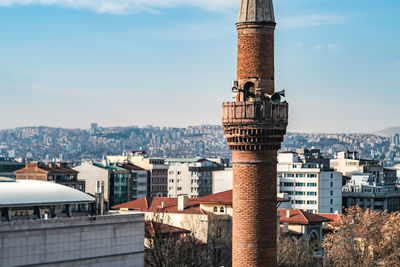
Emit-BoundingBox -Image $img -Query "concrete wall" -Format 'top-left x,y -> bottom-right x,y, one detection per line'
74,162 -> 109,203
212,169 -> 233,194
0,214 -> 144,267
318,172 -> 343,214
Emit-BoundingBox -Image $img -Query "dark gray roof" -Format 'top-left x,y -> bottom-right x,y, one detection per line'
238,0 -> 275,24
0,178 -> 95,208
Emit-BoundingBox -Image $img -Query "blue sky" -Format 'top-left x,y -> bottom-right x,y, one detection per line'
0,0 -> 399,132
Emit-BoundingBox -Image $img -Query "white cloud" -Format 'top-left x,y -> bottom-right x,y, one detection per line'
313,44 -> 323,50
0,0 -> 237,14
328,43 -> 341,51
279,15 -> 348,29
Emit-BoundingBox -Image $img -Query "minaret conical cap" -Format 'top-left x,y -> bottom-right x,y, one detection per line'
238,0 -> 275,24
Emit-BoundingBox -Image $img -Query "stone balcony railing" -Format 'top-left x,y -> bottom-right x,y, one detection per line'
222,101 -> 289,151
222,101 -> 288,126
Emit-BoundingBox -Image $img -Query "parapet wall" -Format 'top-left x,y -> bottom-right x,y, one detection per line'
0,214 -> 145,267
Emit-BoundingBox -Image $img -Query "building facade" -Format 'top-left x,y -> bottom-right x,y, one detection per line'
0,157 -> 24,178
221,0 -> 289,265
212,168 -> 233,194
165,158 -> 224,198
118,163 -> 148,200
330,151 -> 383,180
74,162 -> 129,208
107,153 -> 168,197
342,173 -> 400,212
15,162 -> 85,192
277,152 -> 342,214
0,214 -> 144,267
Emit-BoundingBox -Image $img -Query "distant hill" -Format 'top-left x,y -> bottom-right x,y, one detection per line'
375,127 -> 400,137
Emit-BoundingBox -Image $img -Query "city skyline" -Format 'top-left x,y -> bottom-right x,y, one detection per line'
1,0 -> 399,132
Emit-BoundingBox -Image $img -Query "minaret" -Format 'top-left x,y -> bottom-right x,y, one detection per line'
222,0 -> 288,266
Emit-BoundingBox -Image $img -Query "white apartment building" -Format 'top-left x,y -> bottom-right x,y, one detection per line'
330,151 -> 382,179
165,158 -> 224,198
343,173 -> 400,212
278,152 -> 342,214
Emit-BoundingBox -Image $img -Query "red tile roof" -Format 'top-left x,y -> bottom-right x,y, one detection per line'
192,190 -> 233,205
112,190 -> 290,214
145,221 -> 191,237
317,213 -> 342,227
15,163 -> 78,174
279,209 -> 331,225
112,196 -> 206,214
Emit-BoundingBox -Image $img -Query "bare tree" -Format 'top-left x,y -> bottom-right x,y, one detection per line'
206,214 -> 232,267
277,234 -> 317,267
322,207 -> 400,267
145,212 -> 232,267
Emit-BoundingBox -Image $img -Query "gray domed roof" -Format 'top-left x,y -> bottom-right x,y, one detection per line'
0,178 -> 94,207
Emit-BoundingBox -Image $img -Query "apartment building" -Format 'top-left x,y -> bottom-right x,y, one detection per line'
117,163 -> 148,200
74,162 -> 129,208
0,157 -> 24,178
330,151 -> 383,180
278,152 -> 342,214
107,152 -> 168,197
165,158 -> 224,198
343,173 -> 400,212
15,162 -> 85,192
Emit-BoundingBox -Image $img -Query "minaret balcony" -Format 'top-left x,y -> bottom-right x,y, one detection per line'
222,101 -> 288,151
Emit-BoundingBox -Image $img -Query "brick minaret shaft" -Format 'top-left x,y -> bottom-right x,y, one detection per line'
222,1 -> 288,266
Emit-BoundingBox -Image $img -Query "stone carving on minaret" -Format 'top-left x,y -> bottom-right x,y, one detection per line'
239,0 -> 275,24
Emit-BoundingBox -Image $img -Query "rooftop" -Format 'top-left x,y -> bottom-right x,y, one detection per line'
118,163 -> 147,171
0,178 -> 95,208
112,190 -> 289,214
279,209 -> 331,225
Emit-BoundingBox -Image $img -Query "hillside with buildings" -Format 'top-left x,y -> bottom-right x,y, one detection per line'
1,125 -> 400,166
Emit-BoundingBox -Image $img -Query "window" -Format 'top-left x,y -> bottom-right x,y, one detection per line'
283,182 -> 294,187
330,208 -> 333,213
330,199 -> 333,204
283,191 -> 294,196
297,173 -> 305,178
295,183 -> 305,187
330,173 -> 334,179
331,182 -> 334,187
308,174 -> 317,178
295,191 -> 305,196
243,82 -> 256,101
295,200 -> 305,204
220,207 -> 225,213
292,165 -> 297,169
177,187 -> 182,191
307,183 -> 317,187
214,207 -> 218,212
307,192 -> 317,196
307,201 -> 317,205
330,190 -> 333,196
287,174 -> 294,178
